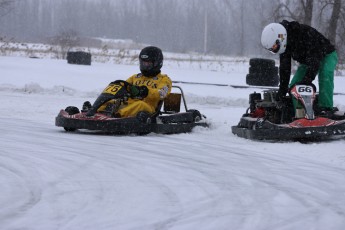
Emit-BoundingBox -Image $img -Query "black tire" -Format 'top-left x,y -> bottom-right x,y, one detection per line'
64,106 -> 80,132
249,58 -> 276,68
136,111 -> 152,124
67,51 -> 92,65
135,111 -> 152,135
187,109 -> 202,122
246,73 -> 279,86
249,66 -> 278,75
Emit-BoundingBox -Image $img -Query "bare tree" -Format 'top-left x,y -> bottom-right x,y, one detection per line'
50,29 -> 80,59
333,0 -> 345,61
0,0 -> 15,47
0,0 -> 14,18
303,0 -> 314,25
274,0 -> 314,25
324,0 -> 342,46
223,0 -> 246,55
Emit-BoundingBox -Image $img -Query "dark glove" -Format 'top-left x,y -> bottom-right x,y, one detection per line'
276,88 -> 288,101
130,85 -> 148,98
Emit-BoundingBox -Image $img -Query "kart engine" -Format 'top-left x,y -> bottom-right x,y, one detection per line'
249,90 -> 294,124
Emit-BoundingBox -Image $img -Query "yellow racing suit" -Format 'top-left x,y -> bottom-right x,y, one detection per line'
117,73 -> 172,117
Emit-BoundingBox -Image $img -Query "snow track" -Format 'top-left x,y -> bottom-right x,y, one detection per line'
1,56 -> 345,229
1,116 -> 345,229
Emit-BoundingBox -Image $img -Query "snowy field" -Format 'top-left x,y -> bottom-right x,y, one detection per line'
1,56 -> 345,230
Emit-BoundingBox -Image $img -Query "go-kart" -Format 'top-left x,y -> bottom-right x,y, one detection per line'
232,85 -> 345,141
55,80 -> 208,134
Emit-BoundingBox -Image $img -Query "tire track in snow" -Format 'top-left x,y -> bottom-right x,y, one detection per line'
1,118 -> 345,229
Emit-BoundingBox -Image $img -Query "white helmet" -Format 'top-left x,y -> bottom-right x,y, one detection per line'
261,23 -> 287,54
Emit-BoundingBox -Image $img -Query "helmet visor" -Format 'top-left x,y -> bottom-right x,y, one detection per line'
268,39 -> 281,54
140,60 -> 154,71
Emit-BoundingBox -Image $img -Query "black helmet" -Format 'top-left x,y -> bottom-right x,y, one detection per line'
139,46 -> 163,77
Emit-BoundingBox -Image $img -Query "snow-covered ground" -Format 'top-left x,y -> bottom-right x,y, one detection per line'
1,56 -> 345,230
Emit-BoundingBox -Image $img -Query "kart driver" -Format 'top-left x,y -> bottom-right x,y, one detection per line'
112,46 -> 172,118
261,20 -> 338,115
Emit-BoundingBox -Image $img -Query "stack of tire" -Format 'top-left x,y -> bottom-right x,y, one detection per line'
67,51 -> 92,65
246,58 -> 279,86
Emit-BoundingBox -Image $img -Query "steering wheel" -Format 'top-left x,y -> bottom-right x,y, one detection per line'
86,80 -> 132,117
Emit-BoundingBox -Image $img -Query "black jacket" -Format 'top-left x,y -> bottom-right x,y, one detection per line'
279,20 -> 335,94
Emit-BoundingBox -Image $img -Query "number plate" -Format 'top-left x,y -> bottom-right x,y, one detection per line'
296,85 -> 313,96
102,84 -> 123,95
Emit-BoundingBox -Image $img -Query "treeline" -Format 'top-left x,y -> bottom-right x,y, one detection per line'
1,0 -> 345,61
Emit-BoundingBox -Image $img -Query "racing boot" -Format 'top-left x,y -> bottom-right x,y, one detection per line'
317,107 -> 338,119
81,101 -> 92,112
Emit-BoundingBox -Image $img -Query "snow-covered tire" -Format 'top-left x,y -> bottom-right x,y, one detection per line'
249,58 -> 275,68
249,66 -> 278,76
67,51 -> 91,65
246,73 -> 279,86
247,58 -> 279,86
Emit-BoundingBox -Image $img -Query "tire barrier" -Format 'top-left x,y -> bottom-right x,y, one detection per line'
67,51 -> 91,65
246,58 -> 279,86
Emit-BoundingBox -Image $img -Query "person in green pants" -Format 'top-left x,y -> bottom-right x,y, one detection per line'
261,20 -> 338,116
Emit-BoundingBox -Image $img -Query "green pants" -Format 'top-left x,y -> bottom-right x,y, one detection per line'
289,51 -> 338,110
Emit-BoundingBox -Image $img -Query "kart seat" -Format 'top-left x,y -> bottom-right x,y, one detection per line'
150,93 -> 182,122
163,93 -> 181,113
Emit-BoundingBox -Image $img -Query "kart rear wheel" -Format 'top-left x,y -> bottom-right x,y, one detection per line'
187,109 -> 202,122
136,111 -> 152,124
64,106 -> 80,132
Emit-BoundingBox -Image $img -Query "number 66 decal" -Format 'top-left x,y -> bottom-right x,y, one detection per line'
296,85 -> 313,95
